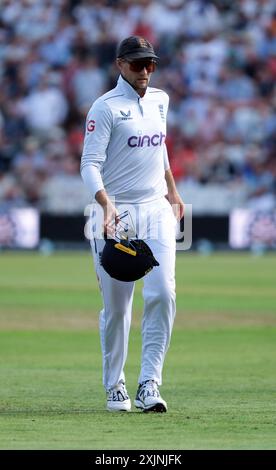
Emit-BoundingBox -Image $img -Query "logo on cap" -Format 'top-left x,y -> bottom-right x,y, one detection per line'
139,38 -> 149,48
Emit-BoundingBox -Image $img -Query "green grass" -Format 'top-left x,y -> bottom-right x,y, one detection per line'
0,251 -> 276,449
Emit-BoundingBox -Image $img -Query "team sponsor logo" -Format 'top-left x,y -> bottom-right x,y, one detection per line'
120,110 -> 132,120
87,119 -> 95,132
128,132 -> 166,147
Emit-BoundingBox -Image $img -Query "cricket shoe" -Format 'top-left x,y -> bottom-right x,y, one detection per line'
134,380 -> 167,413
106,382 -> 131,412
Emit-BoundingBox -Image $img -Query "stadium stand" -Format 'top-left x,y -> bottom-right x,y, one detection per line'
0,0 -> 275,215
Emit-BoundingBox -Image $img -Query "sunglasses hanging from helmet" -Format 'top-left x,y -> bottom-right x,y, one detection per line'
110,210 -> 138,245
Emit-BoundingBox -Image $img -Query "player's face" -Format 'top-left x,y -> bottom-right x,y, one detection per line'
117,58 -> 156,96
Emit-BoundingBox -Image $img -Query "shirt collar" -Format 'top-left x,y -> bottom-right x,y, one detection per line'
117,75 -> 148,100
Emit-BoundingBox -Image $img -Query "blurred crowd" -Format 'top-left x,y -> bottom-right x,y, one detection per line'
0,0 -> 276,214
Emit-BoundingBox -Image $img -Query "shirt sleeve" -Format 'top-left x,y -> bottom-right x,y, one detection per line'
163,92 -> 170,171
163,144 -> 170,171
80,99 -> 113,198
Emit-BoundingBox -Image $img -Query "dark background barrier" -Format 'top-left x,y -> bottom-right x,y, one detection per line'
40,214 -> 229,245
40,214 -> 86,243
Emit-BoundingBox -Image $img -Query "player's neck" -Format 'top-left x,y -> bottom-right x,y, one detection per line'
137,89 -> 146,97
121,74 -> 147,97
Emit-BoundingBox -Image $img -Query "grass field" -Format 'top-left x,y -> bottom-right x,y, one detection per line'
0,251 -> 276,449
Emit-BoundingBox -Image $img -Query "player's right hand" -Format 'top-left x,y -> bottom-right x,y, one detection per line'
103,201 -> 119,238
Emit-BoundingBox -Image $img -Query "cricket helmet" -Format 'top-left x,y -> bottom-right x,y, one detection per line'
100,212 -> 159,282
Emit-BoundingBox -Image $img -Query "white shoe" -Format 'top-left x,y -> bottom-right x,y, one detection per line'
106,382 -> 131,412
134,380 -> 167,412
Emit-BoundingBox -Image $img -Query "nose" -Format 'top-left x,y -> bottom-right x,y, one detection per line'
140,67 -> 148,75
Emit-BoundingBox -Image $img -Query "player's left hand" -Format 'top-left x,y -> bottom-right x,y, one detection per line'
166,191 -> 185,221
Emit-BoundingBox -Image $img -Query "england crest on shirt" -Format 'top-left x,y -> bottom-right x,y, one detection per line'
159,104 -> 165,122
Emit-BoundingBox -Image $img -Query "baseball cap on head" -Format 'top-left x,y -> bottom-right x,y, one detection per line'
117,36 -> 158,61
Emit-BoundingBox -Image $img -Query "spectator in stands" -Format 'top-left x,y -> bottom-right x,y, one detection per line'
0,161 -> 24,206
40,153 -> 90,214
18,71 -> 68,138
70,52 -> 107,114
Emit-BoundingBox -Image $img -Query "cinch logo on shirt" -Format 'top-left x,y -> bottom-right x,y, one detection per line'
128,132 -> 166,148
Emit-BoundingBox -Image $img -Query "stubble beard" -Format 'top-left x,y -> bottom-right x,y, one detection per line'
134,77 -> 149,96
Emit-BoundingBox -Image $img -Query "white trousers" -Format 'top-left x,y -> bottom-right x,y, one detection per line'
90,197 -> 176,390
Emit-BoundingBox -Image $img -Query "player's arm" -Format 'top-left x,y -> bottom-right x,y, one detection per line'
162,94 -> 184,219
165,168 -> 185,221
81,100 -> 118,234
95,189 -> 119,237
162,144 -> 185,220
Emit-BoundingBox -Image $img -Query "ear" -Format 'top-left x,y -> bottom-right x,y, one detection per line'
116,59 -> 123,71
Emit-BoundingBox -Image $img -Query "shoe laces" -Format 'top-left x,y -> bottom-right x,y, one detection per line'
141,380 -> 159,397
115,382 -> 126,391
144,380 -> 157,389
108,382 -> 129,401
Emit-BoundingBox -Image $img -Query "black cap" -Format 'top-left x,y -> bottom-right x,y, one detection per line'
117,36 -> 158,61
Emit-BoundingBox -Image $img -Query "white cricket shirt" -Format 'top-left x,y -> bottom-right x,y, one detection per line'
81,75 -> 170,204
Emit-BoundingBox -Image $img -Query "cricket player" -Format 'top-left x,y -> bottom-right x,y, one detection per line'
81,36 -> 184,412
